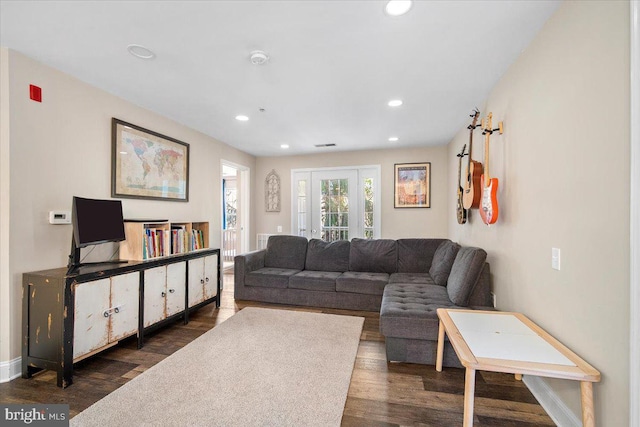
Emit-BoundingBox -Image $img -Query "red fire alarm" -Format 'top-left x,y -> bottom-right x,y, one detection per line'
29,85 -> 42,102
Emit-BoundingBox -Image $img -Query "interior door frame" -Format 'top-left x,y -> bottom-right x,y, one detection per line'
629,1 -> 639,424
220,160 -> 250,259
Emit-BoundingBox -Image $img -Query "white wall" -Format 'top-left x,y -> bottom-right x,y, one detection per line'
0,49 -> 256,363
254,145 -> 448,243
447,2 -> 630,425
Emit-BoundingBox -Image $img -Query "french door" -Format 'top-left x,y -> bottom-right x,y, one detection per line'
293,166 -> 380,241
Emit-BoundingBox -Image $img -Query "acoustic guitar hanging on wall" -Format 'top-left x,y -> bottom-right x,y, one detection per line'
462,109 -> 482,209
479,112 -> 503,225
456,144 -> 468,224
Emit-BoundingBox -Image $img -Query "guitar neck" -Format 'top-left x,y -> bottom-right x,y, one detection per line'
484,131 -> 490,184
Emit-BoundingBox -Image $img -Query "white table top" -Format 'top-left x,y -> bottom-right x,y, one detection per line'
448,311 -> 575,366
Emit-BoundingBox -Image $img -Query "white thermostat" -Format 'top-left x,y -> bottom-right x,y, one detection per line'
49,211 -> 71,224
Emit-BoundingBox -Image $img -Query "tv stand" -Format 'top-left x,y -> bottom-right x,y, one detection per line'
23,248 -> 220,388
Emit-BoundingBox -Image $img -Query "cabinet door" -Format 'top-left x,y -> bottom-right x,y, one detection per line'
73,278 -> 110,359
166,262 -> 186,317
143,266 -> 166,328
203,254 -> 218,300
187,257 -> 204,307
110,272 -> 140,341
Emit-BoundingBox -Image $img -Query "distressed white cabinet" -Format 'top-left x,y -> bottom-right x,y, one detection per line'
143,263 -> 186,327
188,254 -> 218,307
73,272 -> 139,360
22,248 -> 220,388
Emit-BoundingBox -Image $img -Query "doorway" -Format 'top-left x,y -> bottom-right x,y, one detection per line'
221,161 -> 250,272
292,166 -> 380,241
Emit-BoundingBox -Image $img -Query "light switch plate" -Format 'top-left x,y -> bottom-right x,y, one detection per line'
552,248 -> 561,270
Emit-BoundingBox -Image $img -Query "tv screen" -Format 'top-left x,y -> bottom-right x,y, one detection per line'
72,197 -> 125,248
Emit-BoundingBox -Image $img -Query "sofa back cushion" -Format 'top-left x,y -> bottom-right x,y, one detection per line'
429,240 -> 461,286
264,235 -> 308,270
349,238 -> 397,274
397,238 -> 449,273
305,239 -> 350,272
447,247 -> 487,306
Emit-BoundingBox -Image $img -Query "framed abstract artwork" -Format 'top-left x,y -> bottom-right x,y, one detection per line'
394,162 -> 431,208
112,118 -> 189,201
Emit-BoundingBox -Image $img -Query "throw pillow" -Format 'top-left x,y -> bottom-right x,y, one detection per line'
429,240 -> 460,286
447,247 -> 488,306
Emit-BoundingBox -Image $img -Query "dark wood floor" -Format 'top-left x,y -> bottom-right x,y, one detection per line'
0,272 -> 554,426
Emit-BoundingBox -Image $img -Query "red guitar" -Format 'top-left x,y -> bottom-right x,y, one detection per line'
479,112 -> 503,225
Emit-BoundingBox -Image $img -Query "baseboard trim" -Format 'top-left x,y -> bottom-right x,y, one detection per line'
0,357 -> 21,383
523,376 -> 580,427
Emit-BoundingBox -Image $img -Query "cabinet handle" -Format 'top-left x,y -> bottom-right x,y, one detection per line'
103,311 -> 110,318
205,277 -> 209,283
114,307 -> 120,314
169,289 -> 175,293
161,292 -> 166,297
200,279 -> 205,284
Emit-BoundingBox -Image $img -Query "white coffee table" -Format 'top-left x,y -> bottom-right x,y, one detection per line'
435,308 -> 601,427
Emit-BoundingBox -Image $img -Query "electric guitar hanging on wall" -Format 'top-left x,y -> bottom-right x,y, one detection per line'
462,109 -> 482,209
479,112 -> 503,225
456,144 -> 468,224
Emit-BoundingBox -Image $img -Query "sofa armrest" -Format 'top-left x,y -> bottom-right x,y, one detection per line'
234,250 -> 266,298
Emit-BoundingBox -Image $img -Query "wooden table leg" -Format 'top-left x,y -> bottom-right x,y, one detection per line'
463,368 -> 476,427
581,381 -> 595,427
436,320 -> 445,372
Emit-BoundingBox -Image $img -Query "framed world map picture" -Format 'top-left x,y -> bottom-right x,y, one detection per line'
111,118 -> 189,201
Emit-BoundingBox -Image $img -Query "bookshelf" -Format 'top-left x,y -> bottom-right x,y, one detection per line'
120,220 -> 210,261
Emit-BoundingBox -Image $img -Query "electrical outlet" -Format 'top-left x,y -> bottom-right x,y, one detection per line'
277,225 -> 282,233
491,292 -> 497,308
552,248 -> 561,270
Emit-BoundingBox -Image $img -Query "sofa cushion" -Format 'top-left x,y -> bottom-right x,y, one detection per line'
336,272 -> 389,296
304,239 -> 350,272
245,267 -> 301,289
349,238 -> 397,274
389,273 -> 436,286
289,270 -> 340,292
264,235 -> 308,270
447,247 -> 487,306
429,241 -> 461,286
380,283 -> 459,340
397,239 -> 448,273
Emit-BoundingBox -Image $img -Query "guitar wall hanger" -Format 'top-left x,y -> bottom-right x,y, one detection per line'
481,120 -> 504,135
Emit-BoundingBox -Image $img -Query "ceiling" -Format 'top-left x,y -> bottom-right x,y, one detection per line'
0,1 -> 560,157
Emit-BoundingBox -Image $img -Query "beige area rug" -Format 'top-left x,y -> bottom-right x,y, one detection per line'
71,307 -> 364,427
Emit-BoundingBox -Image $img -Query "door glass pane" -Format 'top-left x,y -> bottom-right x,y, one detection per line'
297,180 -> 307,236
364,177 -> 374,239
320,178 -> 349,242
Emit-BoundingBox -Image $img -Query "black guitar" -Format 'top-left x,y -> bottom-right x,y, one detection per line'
457,144 -> 468,224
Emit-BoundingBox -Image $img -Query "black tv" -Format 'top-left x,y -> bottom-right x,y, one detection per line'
67,196 -> 126,271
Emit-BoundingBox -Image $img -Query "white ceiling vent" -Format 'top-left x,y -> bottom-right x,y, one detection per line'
250,51 -> 269,65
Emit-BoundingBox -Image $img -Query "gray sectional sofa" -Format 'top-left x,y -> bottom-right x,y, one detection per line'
234,235 -> 493,367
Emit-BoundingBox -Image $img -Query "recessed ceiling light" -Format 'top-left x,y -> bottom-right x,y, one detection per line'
235,115 -> 249,121
280,144 -> 290,149
385,1 -> 412,16
127,44 -> 155,60
388,99 -> 403,107
388,137 -> 399,142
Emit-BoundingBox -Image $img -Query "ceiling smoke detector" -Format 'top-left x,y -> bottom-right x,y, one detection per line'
250,51 -> 269,65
